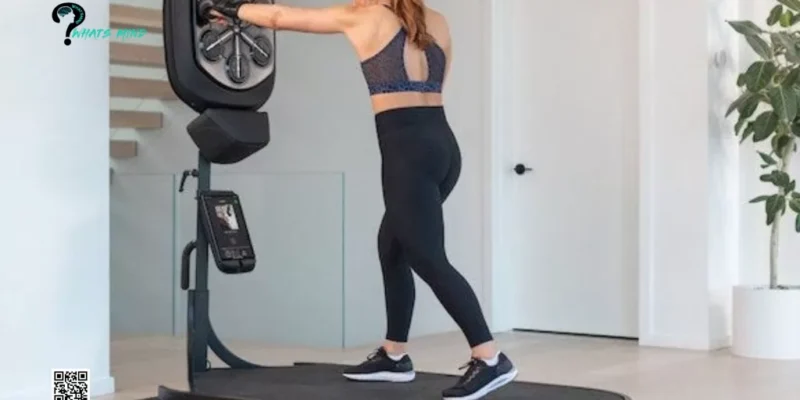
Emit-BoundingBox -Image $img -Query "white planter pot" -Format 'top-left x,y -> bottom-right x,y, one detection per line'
732,285 -> 800,360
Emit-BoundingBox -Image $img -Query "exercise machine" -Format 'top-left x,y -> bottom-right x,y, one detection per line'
159,0 -> 275,397
153,1 -> 632,398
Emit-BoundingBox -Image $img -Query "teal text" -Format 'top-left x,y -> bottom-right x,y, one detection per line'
71,28 -> 147,40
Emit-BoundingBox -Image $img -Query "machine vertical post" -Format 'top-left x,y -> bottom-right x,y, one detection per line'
188,153 -> 213,382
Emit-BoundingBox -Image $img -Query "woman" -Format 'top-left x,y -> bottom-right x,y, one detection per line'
210,1 -> 517,398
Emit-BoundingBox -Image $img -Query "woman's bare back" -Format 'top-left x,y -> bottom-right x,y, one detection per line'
347,4 -> 452,113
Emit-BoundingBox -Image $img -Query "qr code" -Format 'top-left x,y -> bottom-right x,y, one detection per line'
52,370 -> 90,400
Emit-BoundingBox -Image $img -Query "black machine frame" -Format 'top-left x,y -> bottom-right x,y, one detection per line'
177,156 -> 264,392
160,0 -> 280,397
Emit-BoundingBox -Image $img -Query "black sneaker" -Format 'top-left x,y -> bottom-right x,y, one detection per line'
442,353 -> 518,400
342,347 -> 416,382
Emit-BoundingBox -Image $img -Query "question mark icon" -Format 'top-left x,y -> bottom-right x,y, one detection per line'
51,3 -> 86,46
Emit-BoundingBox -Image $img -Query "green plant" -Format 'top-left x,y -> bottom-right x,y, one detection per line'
727,0 -> 800,289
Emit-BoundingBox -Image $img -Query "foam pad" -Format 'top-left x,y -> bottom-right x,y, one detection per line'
162,0 -> 276,113
187,109 -> 270,164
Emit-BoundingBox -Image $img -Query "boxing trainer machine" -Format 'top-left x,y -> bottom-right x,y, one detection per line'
161,0 -> 275,395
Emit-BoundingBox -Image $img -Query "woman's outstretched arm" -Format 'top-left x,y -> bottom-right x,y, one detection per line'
211,2 -> 362,34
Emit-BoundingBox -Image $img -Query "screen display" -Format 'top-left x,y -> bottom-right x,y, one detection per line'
202,195 -> 253,260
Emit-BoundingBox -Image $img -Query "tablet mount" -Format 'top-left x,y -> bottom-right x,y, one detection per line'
179,170 -> 257,276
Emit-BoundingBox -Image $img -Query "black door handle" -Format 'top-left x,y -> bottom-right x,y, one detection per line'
513,163 -> 533,175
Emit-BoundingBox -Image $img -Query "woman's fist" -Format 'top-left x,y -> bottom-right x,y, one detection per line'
211,0 -> 248,19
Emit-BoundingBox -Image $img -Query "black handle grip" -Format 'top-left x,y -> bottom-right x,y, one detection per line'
181,240 -> 197,290
179,169 -> 199,193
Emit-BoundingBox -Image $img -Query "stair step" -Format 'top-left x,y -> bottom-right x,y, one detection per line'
110,4 -> 162,33
110,110 -> 163,129
111,77 -> 176,100
110,140 -> 138,159
110,42 -> 164,67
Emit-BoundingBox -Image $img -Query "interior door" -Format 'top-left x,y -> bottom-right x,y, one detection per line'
498,0 -> 640,338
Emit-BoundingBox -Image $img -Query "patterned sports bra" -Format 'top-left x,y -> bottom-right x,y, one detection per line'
360,25 -> 446,95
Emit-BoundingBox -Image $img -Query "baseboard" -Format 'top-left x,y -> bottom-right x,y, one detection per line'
92,376 -> 117,398
639,333 -> 731,351
709,334 -> 732,350
512,328 -> 637,341
0,375 -> 115,400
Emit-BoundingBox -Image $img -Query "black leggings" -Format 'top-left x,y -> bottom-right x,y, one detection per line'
374,106 -> 493,348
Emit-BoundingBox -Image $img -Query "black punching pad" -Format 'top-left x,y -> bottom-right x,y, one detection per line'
162,0 -> 276,114
163,0 -> 276,163
187,109 -> 270,164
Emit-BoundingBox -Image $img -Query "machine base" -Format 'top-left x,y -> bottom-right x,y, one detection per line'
154,363 -> 630,399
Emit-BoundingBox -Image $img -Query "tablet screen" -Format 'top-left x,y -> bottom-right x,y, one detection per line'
202,195 -> 253,260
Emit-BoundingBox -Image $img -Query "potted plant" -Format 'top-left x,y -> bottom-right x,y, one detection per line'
727,0 -> 800,360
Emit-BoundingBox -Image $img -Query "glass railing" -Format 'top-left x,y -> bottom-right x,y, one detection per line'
110,171 -> 346,348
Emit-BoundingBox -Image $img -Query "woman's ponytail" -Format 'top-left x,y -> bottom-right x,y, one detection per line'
391,0 -> 433,48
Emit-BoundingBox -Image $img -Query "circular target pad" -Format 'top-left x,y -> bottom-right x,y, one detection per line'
225,54 -> 251,84
194,12 -> 275,89
247,35 -> 273,67
199,29 -> 225,62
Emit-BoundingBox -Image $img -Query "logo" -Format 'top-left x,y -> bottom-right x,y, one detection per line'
52,2 -> 85,45
51,2 -> 147,46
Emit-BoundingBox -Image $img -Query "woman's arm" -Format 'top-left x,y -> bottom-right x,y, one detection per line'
212,2 -> 362,34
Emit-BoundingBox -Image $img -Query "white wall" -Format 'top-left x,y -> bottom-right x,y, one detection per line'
484,0 -> 756,351
110,0 -> 489,348
637,0 -> 740,350
0,1 -> 113,398
484,0 -> 513,333
636,0 -> 800,351
708,0 -> 742,346
738,0 -> 800,287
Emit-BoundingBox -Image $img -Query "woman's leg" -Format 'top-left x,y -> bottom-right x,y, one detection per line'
382,161 -> 494,350
382,130 -> 516,399
377,214 -> 415,354
341,200 -> 419,383
433,130 -> 499,360
378,130 -> 496,358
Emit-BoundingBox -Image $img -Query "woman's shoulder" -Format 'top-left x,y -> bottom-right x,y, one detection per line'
424,6 -> 445,19
348,2 -> 392,15
424,7 -> 451,45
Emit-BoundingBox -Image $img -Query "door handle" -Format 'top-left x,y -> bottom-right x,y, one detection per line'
513,163 -> 533,175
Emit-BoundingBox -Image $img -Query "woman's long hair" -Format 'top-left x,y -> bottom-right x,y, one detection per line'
391,0 -> 434,48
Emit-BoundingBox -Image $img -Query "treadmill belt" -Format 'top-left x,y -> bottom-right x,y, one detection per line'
155,363 -> 630,399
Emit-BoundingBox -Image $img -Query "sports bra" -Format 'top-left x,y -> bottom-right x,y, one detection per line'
360,14 -> 447,95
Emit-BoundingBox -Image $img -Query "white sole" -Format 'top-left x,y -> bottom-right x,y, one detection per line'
342,370 -> 416,383
442,368 -> 519,400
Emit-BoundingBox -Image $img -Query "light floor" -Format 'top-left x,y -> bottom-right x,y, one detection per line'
100,331 -> 800,400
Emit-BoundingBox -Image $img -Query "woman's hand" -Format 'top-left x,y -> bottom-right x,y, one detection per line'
208,9 -> 230,26
211,0 -> 246,20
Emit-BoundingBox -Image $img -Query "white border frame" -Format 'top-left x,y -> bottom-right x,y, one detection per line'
481,0 -> 516,332
637,0 -> 656,344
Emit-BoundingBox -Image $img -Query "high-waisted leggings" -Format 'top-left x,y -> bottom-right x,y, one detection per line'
374,106 -> 493,348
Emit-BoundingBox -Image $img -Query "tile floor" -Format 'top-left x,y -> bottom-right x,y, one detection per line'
99,331 -> 800,400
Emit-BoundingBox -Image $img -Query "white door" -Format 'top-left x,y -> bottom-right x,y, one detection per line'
495,0 -> 639,338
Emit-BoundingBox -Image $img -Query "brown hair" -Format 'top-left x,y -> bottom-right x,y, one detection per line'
391,0 -> 434,48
